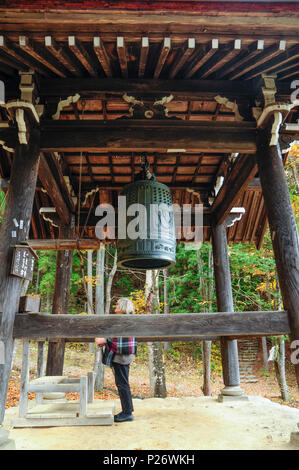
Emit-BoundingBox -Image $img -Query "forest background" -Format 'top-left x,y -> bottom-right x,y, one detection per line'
1,147 -> 299,403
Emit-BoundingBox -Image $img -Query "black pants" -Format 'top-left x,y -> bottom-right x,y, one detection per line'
112,362 -> 134,414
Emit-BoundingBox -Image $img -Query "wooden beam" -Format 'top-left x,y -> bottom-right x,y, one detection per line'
169,38 -> 195,79
184,39 -> 219,79
116,36 -> 128,79
18,36 -> 66,77
68,36 -> 97,77
39,120 -> 258,153
0,10 -> 298,39
197,41 -> 238,79
138,37 -> 149,78
0,48 -> 26,72
46,152 -> 75,213
36,77 -> 291,102
38,153 -> 70,225
45,36 -> 81,77
212,154 -> 258,226
0,36 -> 50,76
219,40 -> 264,79
231,40 -> 287,80
242,43 -> 299,80
154,37 -> 171,79
93,37 -> 113,78
6,310 -> 290,340
203,39 -> 242,79
276,61 -> 299,81
27,239 -> 101,251
66,336 -> 221,343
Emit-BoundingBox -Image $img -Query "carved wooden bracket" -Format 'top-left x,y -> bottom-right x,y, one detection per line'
52,93 -> 80,120
254,74 -> 299,146
122,93 -> 176,119
214,95 -> 243,121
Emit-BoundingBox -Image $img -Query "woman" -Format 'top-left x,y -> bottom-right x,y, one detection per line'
95,297 -> 137,423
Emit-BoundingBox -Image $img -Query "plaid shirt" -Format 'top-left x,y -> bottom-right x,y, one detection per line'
102,337 -> 137,367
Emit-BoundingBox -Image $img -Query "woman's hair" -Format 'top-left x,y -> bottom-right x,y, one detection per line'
117,297 -> 135,315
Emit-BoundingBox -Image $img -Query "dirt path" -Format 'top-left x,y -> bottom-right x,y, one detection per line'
3,396 -> 299,450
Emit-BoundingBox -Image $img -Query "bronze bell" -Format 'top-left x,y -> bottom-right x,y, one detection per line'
117,171 -> 176,270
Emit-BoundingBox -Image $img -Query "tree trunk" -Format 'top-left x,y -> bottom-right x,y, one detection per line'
94,245 -> 105,391
163,268 -> 171,352
46,223 -> 74,376
202,340 -> 212,396
35,267 -> 40,295
273,290 -> 289,401
87,250 -> 94,354
105,248 -> 117,315
147,270 -> 167,398
87,250 -> 94,315
261,337 -> 269,372
274,337 -> 290,402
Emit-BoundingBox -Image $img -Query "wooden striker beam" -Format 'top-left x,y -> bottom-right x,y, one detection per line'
5,310 -> 290,340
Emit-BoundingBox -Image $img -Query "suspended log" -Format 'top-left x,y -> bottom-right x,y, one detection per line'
4,310 -> 290,340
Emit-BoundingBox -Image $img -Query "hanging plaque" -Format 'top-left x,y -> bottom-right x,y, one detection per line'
11,245 -> 38,281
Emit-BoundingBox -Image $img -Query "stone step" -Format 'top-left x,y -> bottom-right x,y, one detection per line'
0,429 -> 9,446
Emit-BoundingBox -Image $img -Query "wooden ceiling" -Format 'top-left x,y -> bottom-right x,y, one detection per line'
0,2 -> 298,246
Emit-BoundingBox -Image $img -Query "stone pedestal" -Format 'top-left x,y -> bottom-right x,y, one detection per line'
218,385 -> 248,402
0,428 -> 15,450
290,432 -> 299,447
40,392 -> 67,404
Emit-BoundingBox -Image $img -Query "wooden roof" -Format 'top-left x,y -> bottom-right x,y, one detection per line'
0,2 -> 298,246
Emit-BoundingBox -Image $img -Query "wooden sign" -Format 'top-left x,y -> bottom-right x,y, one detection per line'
11,245 -> 38,281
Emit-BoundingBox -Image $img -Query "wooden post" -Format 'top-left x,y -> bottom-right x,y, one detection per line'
46,221 -> 74,376
0,115 -> 40,424
212,223 -> 244,398
256,119 -> 299,389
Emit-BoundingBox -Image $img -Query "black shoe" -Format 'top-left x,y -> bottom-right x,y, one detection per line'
114,412 -> 134,422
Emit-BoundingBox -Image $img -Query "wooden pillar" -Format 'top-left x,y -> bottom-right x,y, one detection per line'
256,118 -> 299,389
0,117 -> 40,424
46,222 -> 74,376
212,223 -> 244,397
